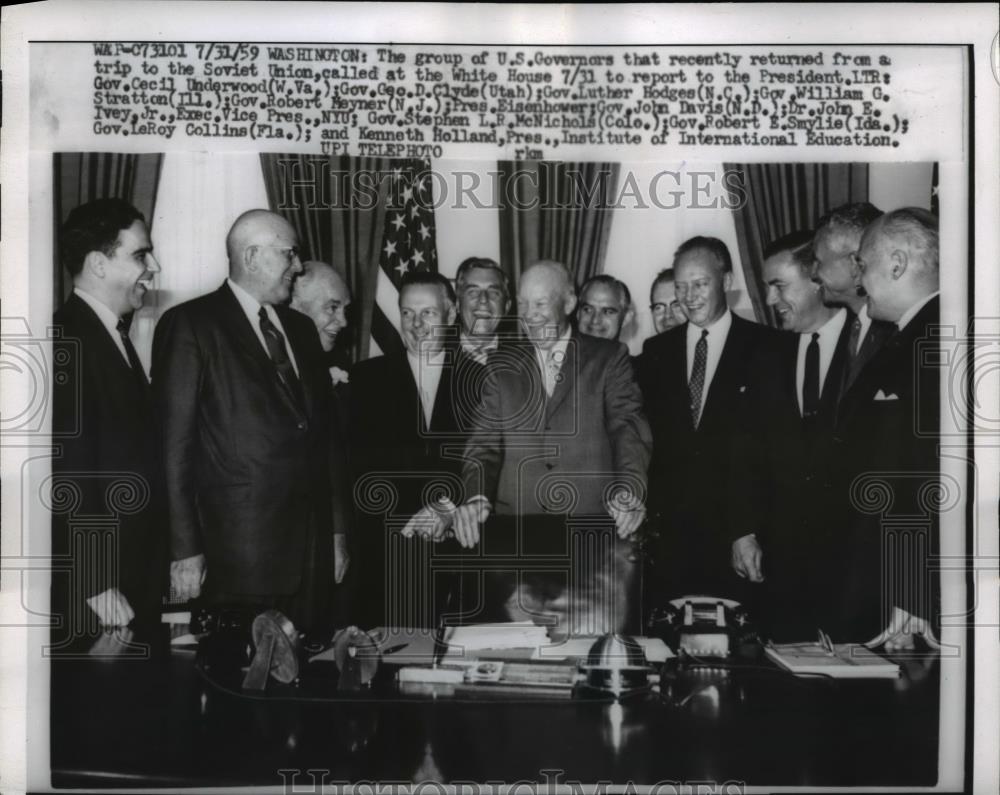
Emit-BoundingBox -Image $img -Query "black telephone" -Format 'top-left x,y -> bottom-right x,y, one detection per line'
647,595 -> 756,657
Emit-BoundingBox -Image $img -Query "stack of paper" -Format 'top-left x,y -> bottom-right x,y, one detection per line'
445,622 -> 552,657
765,642 -> 900,679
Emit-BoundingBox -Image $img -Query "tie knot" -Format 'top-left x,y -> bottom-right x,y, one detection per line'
811,332 -> 820,342
116,315 -> 131,334
700,329 -> 708,340
258,306 -> 269,322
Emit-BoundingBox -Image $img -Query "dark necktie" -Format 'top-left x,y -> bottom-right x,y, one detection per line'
116,316 -> 148,388
258,307 -> 304,407
847,315 -> 863,360
803,331 -> 821,418
689,328 -> 708,427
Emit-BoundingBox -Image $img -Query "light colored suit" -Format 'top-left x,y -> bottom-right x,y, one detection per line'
461,331 -> 652,635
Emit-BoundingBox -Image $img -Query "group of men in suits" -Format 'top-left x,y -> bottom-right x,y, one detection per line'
53,195 -> 940,650
636,205 -> 940,646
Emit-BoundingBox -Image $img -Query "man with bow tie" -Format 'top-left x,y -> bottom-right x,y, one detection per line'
453,261 -> 651,636
52,198 -> 166,641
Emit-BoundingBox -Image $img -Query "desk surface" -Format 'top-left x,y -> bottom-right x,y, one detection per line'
49,633 -> 939,789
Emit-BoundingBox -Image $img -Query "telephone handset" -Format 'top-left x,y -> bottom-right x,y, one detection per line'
647,595 -> 756,657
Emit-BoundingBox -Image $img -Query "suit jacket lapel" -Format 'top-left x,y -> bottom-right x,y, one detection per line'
217,283 -> 304,419
65,293 -> 146,391
821,313 -> 853,421
276,305 -> 315,419
673,324 -> 691,426
699,316 -> 740,429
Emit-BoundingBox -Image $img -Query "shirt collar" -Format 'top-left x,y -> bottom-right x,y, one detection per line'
806,307 -> 847,341
687,308 -> 732,342
73,287 -> 123,337
226,277 -> 265,317
460,332 -> 498,353
896,291 -> 940,331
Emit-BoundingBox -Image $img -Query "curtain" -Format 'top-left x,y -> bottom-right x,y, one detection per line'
497,160 -> 620,288
260,154 -> 392,363
53,153 -> 164,305
725,163 -> 869,326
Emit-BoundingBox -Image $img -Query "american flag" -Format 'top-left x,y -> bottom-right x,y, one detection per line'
369,159 -> 439,358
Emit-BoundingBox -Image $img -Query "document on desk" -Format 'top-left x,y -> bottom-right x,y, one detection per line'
765,643 -> 901,679
534,636 -> 675,663
445,622 -> 552,658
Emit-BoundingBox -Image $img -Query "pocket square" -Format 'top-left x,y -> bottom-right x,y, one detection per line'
874,389 -> 899,401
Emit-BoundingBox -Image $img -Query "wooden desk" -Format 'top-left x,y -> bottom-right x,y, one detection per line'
49,630 -> 939,789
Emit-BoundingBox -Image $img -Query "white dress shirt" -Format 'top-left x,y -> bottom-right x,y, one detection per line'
407,349 -> 446,426
685,309 -> 733,400
534,326 -> 572,397
855,303 -> 874,355
896,290 -> 940,332
796,308 -> 847,416
226,278 -> 299,376
73,287 -> 131,365
460,332 -> 499,365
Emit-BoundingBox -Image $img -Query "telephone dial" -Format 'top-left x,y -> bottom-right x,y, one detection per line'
647,595 -> 756,658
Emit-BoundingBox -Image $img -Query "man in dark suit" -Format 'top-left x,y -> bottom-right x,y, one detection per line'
834,208 -> 941,648
733,231 -> 855,640
453,261 -> 652,635
349,271 -> 486,629
641,237 -> 779,605
153,210 -> 344,638
812,202 -> 895,397
52,198 -> 165,644
454,256 -> 511,366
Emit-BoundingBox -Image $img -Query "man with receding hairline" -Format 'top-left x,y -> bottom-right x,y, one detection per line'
812,202 -> 895,395
833,207 -> 941,648
291,260 -> 352,356
153,209 -> 345,638
576,274 -> 634,341
641,236 -> 780,604
453,260 -> 651,635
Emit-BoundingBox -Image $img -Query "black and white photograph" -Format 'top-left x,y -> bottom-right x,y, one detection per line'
1,3 -> 998,794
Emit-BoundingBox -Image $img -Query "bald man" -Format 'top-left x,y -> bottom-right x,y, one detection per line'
153,210 -> 345,638
833,207 -> 941,648
291,260 -> 352,355
453,261 -> 652,635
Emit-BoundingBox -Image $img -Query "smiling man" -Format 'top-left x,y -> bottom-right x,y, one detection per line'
52,198 -> 165,641
732,230 -> 855,641
812,203 -> 895,395
640,236 -> 780,604
153,210 -> 345,640
453,260 -> 651,635
349,270 -> 490,628
577,274 -> 634,341
291,260 -> 351,355
454,256 -> 510,364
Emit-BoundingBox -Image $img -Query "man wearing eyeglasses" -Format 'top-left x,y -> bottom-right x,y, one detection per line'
153,209 -> 344,640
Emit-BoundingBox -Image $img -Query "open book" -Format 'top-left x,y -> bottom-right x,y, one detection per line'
765,642 -> 900,679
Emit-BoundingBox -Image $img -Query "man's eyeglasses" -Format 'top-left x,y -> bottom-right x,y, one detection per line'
254,245 -> 301,265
